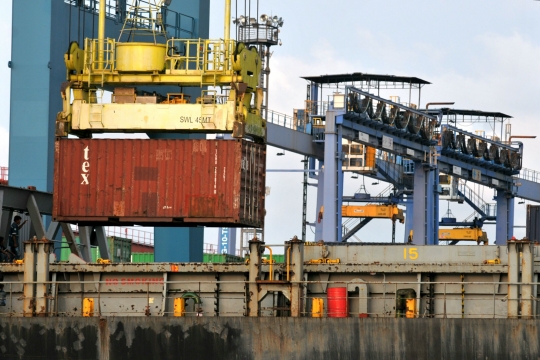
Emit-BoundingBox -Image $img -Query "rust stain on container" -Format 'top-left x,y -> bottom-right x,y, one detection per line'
53,138 -> 266,227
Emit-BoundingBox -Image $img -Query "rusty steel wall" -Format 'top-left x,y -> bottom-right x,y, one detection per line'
0,267 -> 530,319
0,317 -> 539,359
0,244 -> 537,319
53,138 -> 266,227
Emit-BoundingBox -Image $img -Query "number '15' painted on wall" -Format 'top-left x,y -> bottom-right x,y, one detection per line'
404,248 -> 418,260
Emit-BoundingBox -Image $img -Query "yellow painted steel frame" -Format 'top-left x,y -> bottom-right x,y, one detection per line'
341,205 -> 405,223
71,38 -> 253,88
264,246 -> 273,281
71,100 -> 235,132
60,97 -> 265,139
439,228 -> 488,244
61,39 -> 266,141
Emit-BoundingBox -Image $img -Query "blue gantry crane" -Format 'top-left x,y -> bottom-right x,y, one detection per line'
265,72 -> 540,245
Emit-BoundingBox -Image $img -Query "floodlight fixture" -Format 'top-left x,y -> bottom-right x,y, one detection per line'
260,14 -> 268,23
249,17 -> 257,25
163,0 -> 172,6
233,15 -> 246,25
277,17 -> 284,27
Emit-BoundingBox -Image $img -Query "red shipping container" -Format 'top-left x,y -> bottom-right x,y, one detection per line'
53,138 -> 266,227
131,243 -> 154,253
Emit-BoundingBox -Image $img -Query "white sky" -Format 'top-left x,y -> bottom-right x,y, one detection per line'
1,1 -> 539,249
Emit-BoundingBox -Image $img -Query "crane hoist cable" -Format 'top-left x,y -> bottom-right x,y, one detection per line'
77,0 -> 81,44
92,0 -> 96,38
68,0 -> 72,46
82,0 -> 86,43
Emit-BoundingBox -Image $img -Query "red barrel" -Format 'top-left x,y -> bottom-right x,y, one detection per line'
327,287 -> 348,318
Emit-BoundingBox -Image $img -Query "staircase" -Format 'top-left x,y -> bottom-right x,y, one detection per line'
457,181 -> 496,223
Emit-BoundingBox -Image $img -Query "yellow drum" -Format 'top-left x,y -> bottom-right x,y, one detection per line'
116,42 -> 166,72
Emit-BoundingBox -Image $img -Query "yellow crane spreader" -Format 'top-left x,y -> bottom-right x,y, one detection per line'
439,228 -> 488,245
341,205 -> 404,223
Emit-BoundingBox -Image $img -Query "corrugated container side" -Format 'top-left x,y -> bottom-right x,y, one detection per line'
59,236 -> 99,262
53,139 -> 265,227
526,205 -> 540,241
131,252 -> 154,263
226,254 -> 244,263
131,243 -> 154,253
262,254 -> 285,263
203,254 -> 244,263
60,238 -> 71,261
91,247 -> 100,262
108,236 -> 132,263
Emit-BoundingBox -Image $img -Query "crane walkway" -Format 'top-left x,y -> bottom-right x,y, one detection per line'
266,110 -> 396,183
514,168 -> 540,202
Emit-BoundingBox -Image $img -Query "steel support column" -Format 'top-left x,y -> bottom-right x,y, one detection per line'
45,222 -> 60,242
521,241 -> 534,319
507,241 -> 519,318
26,194 -> 46,239
412,162 -> 426,244
412,162 -> 437,245
337,125 -> 344,243
495,190 -> 514,245
534,273 -> 539,317
78,226 -> 92,262
60,223 -> 81,258
35,240 -> 53,316
95,227 -> 110,260
314,161 -> 324,241
321,110 -> 343,243
247,238 -> 264,317
23,241 -> 36,317
289,237 -> 304,317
